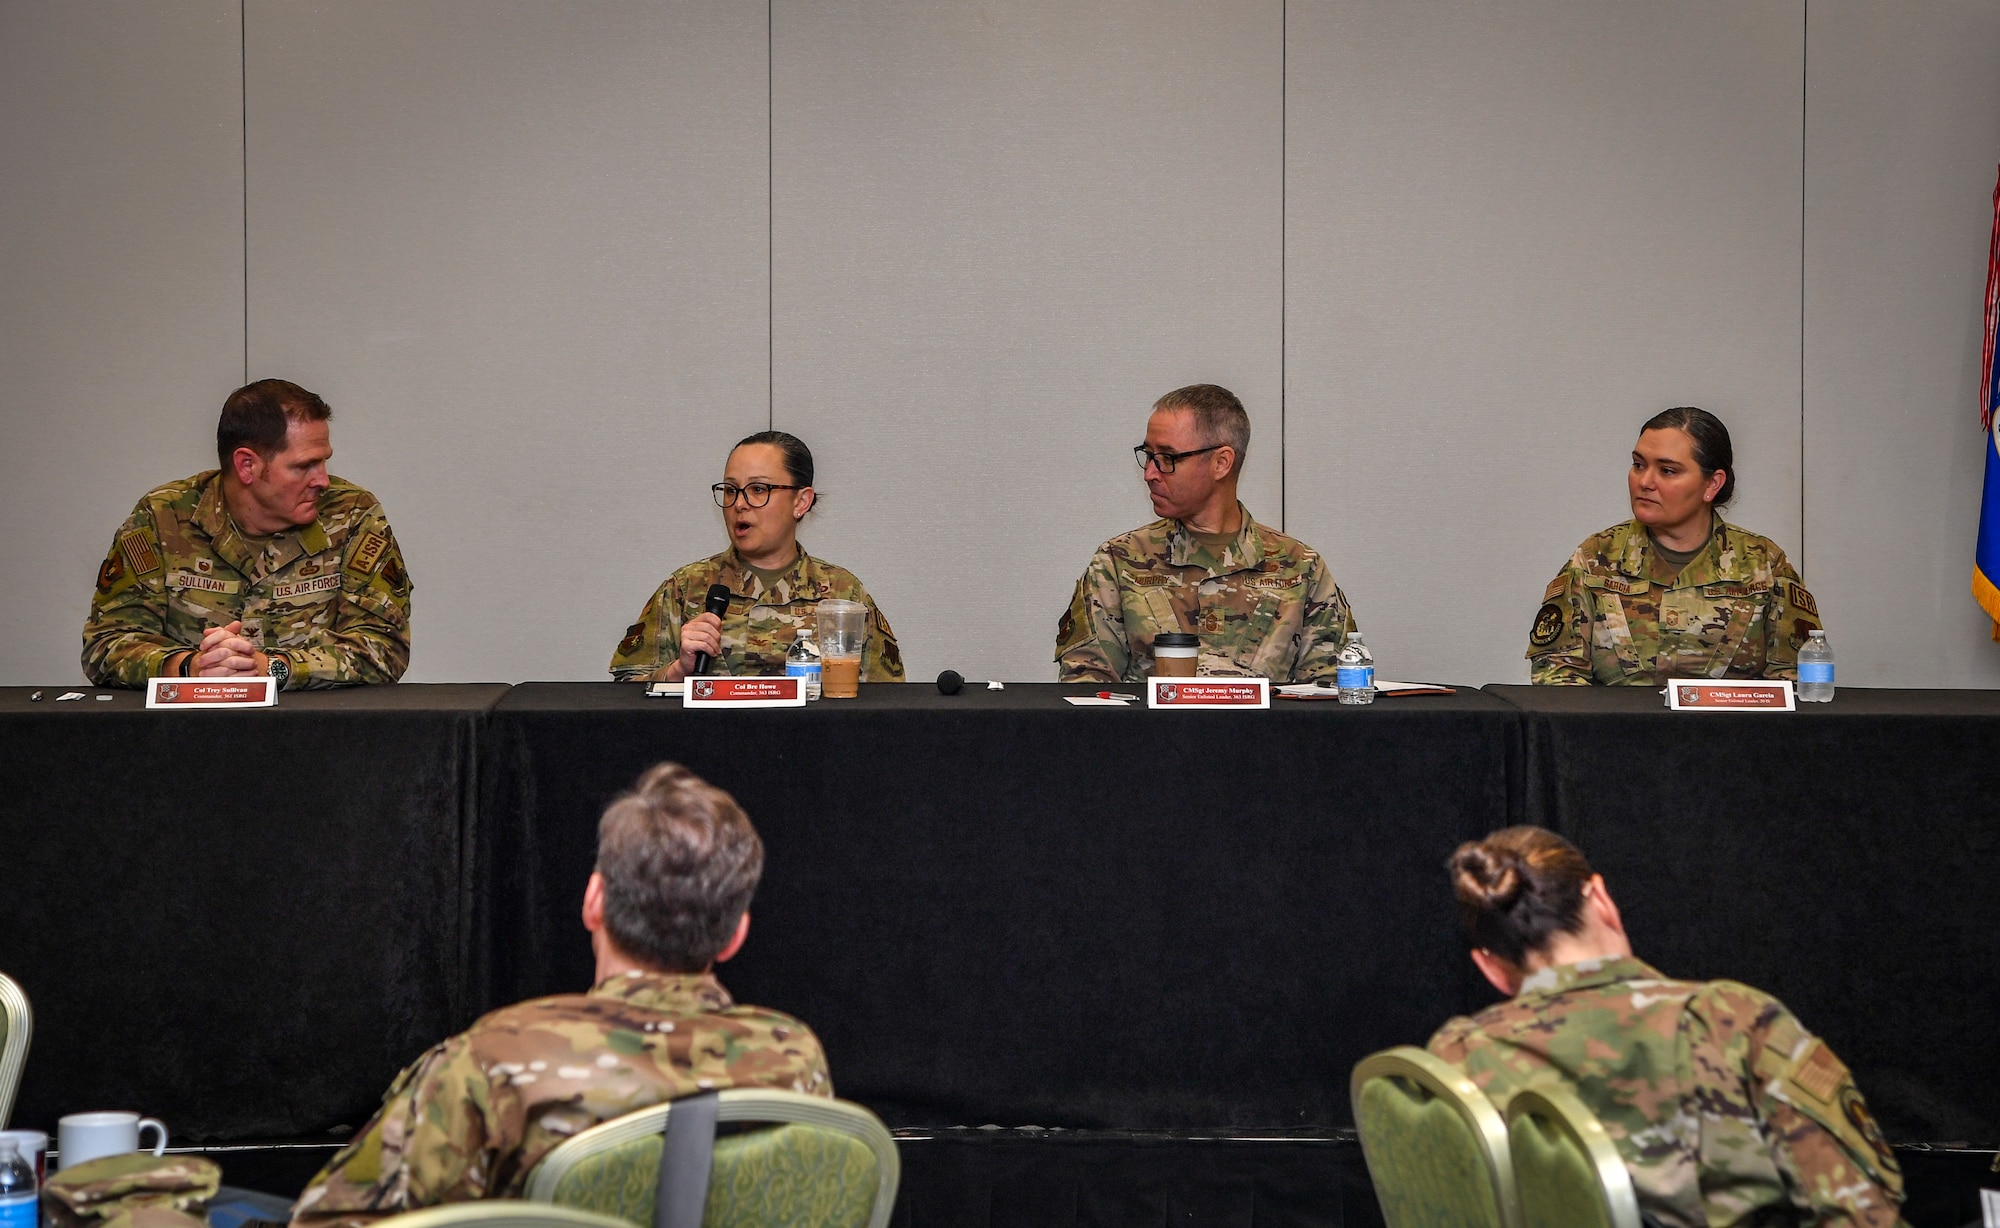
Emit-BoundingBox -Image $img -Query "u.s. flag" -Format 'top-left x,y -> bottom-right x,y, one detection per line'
1977,165 -> 2000,639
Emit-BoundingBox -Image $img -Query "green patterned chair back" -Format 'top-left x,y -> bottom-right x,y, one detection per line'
375,1200 -> 640,1228
1351,1046 -> 1521,1228
0,972 -> 31,1128
523,1090 -> 897,1228
1504,1086 -> 1641,1228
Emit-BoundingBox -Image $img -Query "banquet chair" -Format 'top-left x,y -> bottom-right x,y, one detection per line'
524,1089 -> 897,1228
373,1202 -> 636,1228
1504,1085 -> 1641,1228
0,972 -> 31,1127
1351,1046 -> 1521,1228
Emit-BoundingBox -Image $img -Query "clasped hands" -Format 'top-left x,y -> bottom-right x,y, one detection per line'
176,621 -> 270,679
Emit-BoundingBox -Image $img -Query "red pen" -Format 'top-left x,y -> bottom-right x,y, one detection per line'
1097,691 -> 1141,701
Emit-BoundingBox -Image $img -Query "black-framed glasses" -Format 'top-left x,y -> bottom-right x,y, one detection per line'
1133,444 -> 1224,474
712,482 -> 802,508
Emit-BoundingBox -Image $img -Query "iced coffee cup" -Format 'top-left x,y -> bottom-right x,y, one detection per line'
1152,632 -> 1199,677
816,599 -> 868,698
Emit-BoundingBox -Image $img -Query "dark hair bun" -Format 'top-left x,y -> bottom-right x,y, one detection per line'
1451,844 -> 1525,913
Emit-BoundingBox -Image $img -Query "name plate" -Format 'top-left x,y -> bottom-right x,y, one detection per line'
1147,677 -> 1270,709
683,676 -> 806,708
1665,679 -> 1795,712
146,676 -> 277,709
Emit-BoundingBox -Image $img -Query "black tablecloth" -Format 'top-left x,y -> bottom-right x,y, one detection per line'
0,683 -> 508,1141
1488,684 -> 2000,1146
484,682 -> 1521,1129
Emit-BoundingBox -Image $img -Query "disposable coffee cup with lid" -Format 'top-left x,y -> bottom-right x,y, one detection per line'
1152,632 -> 1200,677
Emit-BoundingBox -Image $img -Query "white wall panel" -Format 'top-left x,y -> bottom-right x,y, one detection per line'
246,1 -> 769,681
1804,2 -> 2000,688
771,0 -> 1284,683
0,2 -> 243,686
1285,1 -> 1805,685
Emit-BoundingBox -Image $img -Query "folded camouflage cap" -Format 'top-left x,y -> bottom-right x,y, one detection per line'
43,1154 -> 220,1228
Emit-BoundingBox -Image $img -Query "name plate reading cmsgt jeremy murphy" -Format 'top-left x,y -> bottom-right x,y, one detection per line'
682,676 -> 807,708
1665,679 -> 1795,712
1148,677 -> 1271,710
146,676 -> 277,709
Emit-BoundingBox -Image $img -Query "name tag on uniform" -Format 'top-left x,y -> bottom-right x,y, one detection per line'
1665,679 -> 1794,712
146,677 -> 277,709
682,676 -> 806,708
1147,677 -> 1270,709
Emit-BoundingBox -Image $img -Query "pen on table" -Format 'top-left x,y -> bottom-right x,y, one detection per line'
1097,691 -> 1141,701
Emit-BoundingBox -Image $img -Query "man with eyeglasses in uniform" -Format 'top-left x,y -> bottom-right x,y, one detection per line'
1056,384 -> 1358,683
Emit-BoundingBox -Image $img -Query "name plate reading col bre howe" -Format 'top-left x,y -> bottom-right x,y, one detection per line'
1665,679 -> 1795,713
682,676 -> 807,709
1147,677 -> 1270,710
146,676 -> 277,709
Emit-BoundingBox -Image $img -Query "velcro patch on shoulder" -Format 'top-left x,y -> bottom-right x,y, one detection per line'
1543,577 -> 1565,602
1529,602 -> 1565,648
348,531 -> 389,576
1789,1038 -> 1845,1105
119,530 -> 161,576
618,622 -> 645,655
1786,580 -> 1819,617
97,553 -> 126,594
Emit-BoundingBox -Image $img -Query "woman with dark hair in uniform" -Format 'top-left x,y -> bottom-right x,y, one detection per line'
1527,407 -> 1822,684
608,431 -> 903,683
1427,827 -> 1905,1228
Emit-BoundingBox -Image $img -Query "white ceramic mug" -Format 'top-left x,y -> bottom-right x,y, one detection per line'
56,1112 -> 166,1170
0,1129 -> 48,1184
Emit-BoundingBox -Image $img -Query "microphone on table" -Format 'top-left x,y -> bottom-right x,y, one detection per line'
690,583 -> 733,676
936,670 -> 1004,694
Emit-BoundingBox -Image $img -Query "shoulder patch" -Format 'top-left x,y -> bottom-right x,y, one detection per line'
97,553 -> 126,594
1790,1038 -> 1845,1104
1786,580 -> 1819,618
348,531 -> 389,576
1543,576 -> 1565,602
1530,602 -> 1564,648
379,554 -> 409,595
1057,608 -> 1076,646
119,530 -> 161,576
618,622 -> 644,656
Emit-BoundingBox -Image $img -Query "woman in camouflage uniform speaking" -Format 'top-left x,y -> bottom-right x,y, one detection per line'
1429,827 -> 1906,1228
1527,407 -> 1821,685
608,431 -> 902,683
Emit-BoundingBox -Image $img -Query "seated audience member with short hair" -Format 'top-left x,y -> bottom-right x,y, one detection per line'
1427,827 -> 1906,1228
291,764 -> 830,1228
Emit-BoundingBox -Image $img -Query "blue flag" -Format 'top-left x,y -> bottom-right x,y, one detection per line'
1978,167 -> 2000,639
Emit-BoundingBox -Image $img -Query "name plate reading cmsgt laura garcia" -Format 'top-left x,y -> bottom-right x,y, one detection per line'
146,676 -> 277,709
682,676 -> 807,709
1665,679 -> 1795,712
1147,677 -> 1271,710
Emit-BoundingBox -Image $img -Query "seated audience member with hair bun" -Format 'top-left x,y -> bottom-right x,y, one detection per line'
291,763 -> 831,1228
1427,827 -> 1906,1228
1527,406 -> 1821,685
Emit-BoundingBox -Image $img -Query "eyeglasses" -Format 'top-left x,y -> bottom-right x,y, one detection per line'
712,482 -> 802,508
1133,444 -> 1224,474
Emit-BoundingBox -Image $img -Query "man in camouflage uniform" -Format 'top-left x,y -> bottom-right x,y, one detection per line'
608,551 -> 902,682
82,379 -> 411,689
291,763 -> 830,1228
1430,834 -> 1905,1227
1529,517 -> 1821,686
1057,384 -> 1356,683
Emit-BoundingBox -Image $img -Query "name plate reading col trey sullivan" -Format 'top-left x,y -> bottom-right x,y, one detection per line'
682,676 -> 807,709
146,677 -> 277,709
1665,679 -> 1795,712
1147,677 -> 1271,710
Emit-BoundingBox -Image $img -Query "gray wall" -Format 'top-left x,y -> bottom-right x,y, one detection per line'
6,1 -> 1999,688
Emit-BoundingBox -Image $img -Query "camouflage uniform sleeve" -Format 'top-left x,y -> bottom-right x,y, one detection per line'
1761,553 -> 1822,682
1054,547 -> 1125,683
289,505 -> 411,688
1687,983 -> 1905,1228
1527,559 -> 1594,685
860,589 -> 905,682
291,1036 -> 503,1228
81,499 -> 178,688
608,577 -> 678,681
1290,556 -> 1357,682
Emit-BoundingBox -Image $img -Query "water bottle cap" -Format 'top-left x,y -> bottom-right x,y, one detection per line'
1808,630 -> 1826,638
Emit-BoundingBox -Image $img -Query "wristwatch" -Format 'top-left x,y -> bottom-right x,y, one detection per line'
267,652 -> 291,691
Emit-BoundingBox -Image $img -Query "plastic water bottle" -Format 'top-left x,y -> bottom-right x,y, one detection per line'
786,627 -> 822,700
1797,630 -> 1834,702
0,1138 -> 36,1228
1335,633 -> 1375,705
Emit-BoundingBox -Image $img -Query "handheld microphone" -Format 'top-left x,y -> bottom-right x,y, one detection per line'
691,583 -> 733,675
936,670 -> 1003,694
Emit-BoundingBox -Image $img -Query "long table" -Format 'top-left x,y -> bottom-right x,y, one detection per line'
7,680 -> 1995,1176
